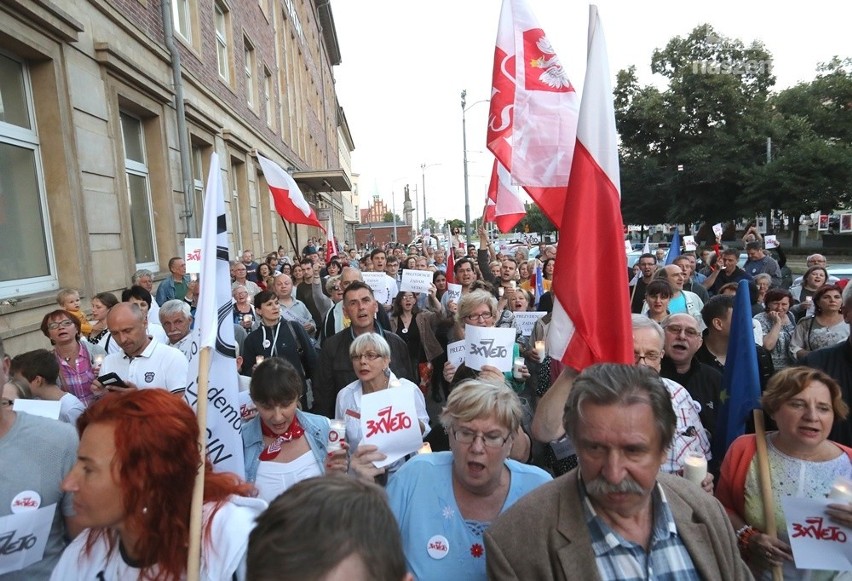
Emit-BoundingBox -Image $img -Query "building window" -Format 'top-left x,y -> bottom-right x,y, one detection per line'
215,2 -> 231,83
263,66 -> 274,127
172,0 -> 192,42
0,52 -> 57,297
191,143 -> 206,234
244,38 -> 255,108
120,112 -> 157,268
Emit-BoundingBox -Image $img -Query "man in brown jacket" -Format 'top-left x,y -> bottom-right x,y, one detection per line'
485,363 -> 752,580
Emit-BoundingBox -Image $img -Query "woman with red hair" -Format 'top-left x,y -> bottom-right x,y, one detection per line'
52,390 -> 265,580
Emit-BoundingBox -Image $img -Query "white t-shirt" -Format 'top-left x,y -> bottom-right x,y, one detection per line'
58,392 -> 85,425
100,339 -> 189,393
50,496 -> 267,581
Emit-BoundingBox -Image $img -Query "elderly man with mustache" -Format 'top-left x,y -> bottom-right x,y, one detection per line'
485,363 -> 752,581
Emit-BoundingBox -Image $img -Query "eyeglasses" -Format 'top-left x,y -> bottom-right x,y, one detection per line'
0,398 -> 12,408
464,313 -> 494,323
350,352 -> 383,362
47,320 -> 75,330
664,325 -> 701,338
331,286 -> 341,291
634,352 -> 662,364
452,427 -> 511,448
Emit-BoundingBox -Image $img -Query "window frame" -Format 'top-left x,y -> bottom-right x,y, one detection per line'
119,111 -> 159,271
0,51 -> 58,298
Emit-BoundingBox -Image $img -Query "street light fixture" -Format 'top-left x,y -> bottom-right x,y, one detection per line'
461,90 -> 489,245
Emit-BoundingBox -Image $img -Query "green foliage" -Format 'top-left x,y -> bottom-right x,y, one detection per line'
514,203 -> 555,234
382,212 -> 403,223
421,217 -> 441,233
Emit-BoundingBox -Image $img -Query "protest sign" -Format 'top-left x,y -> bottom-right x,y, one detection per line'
464,325 -> 516,372
362,272 -> 388,294
184,238 -> 202,273
11,400 -> 60,420
400,270 -> 433,294
445,283 -> 462,304
765,234 -> 779,249
512,312 -> 547,336
683,235 -> 697,251
360,388 -> 423,468
0,504 -> 56,575
782,496 -> 852,571
447,339 -> 466,367
712,223 -> 723,238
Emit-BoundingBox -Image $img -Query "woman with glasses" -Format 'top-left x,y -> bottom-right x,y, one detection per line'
232,285 -> 257,329
40,309 -> 106,407
338,333 -> 430,482
384,380 -> 550,580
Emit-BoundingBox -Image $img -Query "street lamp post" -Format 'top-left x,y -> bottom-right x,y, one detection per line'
461,90 -> 489,245
421,162 -> 440,232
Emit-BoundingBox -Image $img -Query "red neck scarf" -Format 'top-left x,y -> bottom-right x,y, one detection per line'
259,415 -> 305,461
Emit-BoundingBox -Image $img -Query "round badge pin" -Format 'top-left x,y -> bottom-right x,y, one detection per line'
262,340 -> 271,349
11,490 -> 41,514
427,535 -> 449,560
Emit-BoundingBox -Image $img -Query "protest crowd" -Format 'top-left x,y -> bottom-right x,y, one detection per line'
6,218 -> 852,581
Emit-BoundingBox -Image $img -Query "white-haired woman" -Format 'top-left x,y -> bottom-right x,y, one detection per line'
338,333 -> 430,478
385,380 -> 550,580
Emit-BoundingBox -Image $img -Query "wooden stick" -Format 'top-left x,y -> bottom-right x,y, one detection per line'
753,409 -> 783,581
281,218 -> 301,261
186,346 -> 212,581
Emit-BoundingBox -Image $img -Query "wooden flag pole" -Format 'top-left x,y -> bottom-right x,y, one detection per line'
187,346 -> 212,581
753,409 -> 783,581
280,218 -> 302,261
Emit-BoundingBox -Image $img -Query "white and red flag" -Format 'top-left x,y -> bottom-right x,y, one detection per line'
487,0 -> 580,227
257,154 -> 323,229
548,6 -> 632,369
325,217 -> 338,261
485,159 -> 526,233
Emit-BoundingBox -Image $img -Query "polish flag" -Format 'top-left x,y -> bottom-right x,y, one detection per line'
485,159 -> 526,233
325,217 -> 338,262
487,0 -> 580,227
445,247 -> 455,285
257,154 -> 323,229
548,6 -> 633,369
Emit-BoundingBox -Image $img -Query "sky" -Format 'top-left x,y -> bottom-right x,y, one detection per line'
330,0 -> 851,227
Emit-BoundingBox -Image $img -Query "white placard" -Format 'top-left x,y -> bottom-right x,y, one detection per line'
465,325 -> 516,372
712,223 -> 723,238
782,496 -> 852,571
400,270 -> 433,294
765,234 -> 779,249
0,504 -> 57,575
360,388 -> 423,468
512,312 -> 547,336
683,235 -> 697,251
445,283 -> 462,304
184,237 -> 202,273
624,240 -> 633,254
447,339 -> 466,367
11,399 -> 60,420
362,272 -> 387,294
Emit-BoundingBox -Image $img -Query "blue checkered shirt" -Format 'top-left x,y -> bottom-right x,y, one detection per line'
580,477 -> 701,581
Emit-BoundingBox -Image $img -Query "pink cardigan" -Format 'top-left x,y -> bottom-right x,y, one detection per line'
716,433 -> 852,520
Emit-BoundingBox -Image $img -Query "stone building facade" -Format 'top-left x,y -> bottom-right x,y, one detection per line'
0,0 -> 354,353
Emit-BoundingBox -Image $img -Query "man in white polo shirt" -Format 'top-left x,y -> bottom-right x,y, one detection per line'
92,302 -> 188,396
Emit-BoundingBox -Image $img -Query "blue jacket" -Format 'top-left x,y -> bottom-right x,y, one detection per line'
242,409 -> 330,483
155,274 -> 190,305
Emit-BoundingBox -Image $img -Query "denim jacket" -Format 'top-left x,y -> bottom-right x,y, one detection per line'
242,409 -> 330,483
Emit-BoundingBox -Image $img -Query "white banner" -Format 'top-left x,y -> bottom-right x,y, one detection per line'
465,325 -> 516,372
360,388 -> 423,468
512,311 -> 547,336
362,271 -> 387,294
184,152 -> 246,478
683,235 -> 697,252
782,496 -> 852,571
399,270 -> 432,294
765,234 -> 779,249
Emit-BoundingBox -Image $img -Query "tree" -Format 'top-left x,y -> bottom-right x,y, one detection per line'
514,202 -> 555,234
742,58 -> 852,244
382,212 -> 403,223
616,25 -> 775,225
421,217 -> 441,233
